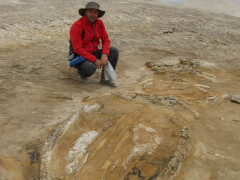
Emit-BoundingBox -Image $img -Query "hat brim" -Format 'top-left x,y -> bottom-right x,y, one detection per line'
79,8 -> 105,18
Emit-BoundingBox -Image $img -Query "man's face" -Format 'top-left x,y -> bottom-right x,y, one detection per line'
85,9 -> 99,23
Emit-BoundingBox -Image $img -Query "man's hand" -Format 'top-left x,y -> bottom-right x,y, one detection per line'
95,59 -> 102,69
100,54 -> 108,67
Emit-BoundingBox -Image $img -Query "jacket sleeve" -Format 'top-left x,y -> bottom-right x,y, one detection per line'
70,21 -> 97,62
100,20 -> 111,56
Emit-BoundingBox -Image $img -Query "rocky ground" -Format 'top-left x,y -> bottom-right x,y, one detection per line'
0,0 -> 240,179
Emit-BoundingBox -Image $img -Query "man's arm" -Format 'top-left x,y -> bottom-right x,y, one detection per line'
100,20 -> 111,56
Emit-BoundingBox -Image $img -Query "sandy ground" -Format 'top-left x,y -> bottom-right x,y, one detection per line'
183,0 -> 240,18
0,0 -> 240,179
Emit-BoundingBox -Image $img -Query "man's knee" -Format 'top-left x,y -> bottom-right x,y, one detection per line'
110,47 -> 119,56
85,62 -> 97,77
78,61 -> 97,77
108,47 -> 119,70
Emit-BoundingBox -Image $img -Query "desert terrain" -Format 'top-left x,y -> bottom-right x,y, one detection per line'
0,0 -> 240,179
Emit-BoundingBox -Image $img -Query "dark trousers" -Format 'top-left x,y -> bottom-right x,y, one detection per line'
75,47 -> 119,78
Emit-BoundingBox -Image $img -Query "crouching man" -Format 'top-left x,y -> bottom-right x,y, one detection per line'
69,2 -> 119,87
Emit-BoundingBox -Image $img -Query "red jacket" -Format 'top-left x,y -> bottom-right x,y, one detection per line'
70,16 -> 111,62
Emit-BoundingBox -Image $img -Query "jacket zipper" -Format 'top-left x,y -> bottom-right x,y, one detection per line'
91,23 -> 96,52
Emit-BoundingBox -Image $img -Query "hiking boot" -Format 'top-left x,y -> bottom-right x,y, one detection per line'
78,73 -> 89,84
100,78 -> 117,87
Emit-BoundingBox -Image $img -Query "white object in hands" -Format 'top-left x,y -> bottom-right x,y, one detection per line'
104,61 -> 117,80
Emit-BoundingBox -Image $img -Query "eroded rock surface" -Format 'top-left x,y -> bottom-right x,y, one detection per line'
40,78 -> 189,180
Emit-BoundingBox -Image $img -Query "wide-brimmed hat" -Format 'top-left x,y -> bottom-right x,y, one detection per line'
79,2 -> 105,18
